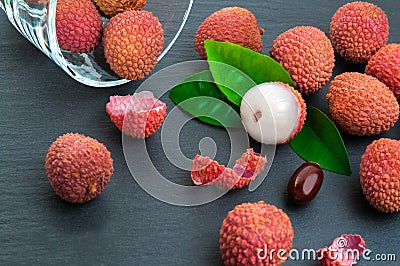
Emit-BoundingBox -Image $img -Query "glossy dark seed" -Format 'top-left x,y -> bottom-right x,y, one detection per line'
288,162 -> 323,203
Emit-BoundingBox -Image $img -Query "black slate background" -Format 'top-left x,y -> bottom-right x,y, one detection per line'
1,0 -> 400,265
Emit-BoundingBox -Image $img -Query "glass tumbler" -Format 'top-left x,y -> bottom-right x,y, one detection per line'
0,0 -> 193,87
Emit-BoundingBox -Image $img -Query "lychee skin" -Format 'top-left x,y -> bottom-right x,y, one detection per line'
92,0 -> 146,18
366,44 -> 400,99
103,10 -> 164,80
330,1 -> 389,64
220,201 -> 294,265
360,138 -> 400,213
191,148 -> 267,189
270,26 -> 335,95
327,72 -> 399,136
45,133 -> 114,204
194,7 -> 264,59
56,0 -> 103,53
106,92 -> 167,139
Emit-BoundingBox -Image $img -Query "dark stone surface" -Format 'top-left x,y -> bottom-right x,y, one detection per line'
0,0 -> 399,265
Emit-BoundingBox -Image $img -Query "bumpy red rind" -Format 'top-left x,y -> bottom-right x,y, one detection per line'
191,148 -> 267,189
106,92 -> 167,139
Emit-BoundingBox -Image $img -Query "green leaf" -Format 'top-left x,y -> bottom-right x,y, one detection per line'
204,40 -> 295,106
169,70 -> 242,128
289,106 -> 352,176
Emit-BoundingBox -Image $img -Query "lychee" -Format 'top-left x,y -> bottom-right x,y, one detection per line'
103,10 -> 164,80
318,234 -> 366,266
191,148 -> 267,190
45,133 -> 114,204
56,0 -> 103,53
92,0 -> 146,18
360,138 -> 400,213
106,91 -> 167,139
365,43 -> 400,99
327,72 -> 399,136
330,1 -> 389,64
194,7 -> 264,59
220,201 -> 294,265
270,26 -> 335,95
240,82 -> 306,145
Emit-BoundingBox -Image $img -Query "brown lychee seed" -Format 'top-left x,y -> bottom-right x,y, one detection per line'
330,1 -> 389,64
45,133 -> 114,204
103,10 -> 164,80
92,0 -> 146,18
56,0 -> 103,53
365,43 -> 400,99
194,6 -> 264,59
220,201 -> 294,265
360,138 -> 400,213
326,72 -> 399,136
270,26 -> 335,95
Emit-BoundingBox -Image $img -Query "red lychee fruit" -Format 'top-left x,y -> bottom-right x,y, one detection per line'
92,0 -> 146,18
220,201 -> 294,265
103,10 -> 164,80
45,133 -> 114,204
270,26 -> 335,95
194,7 -> 264,59
327,72 -> 399,136
365,43 -> 400,99
330,1 -> 389,64
191,148 -> 267,190
56,0 -> 103,53
106,91 -> 167,139
360,138 -> 400,213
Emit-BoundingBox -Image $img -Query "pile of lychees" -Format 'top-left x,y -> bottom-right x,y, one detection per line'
55,0 -> 164,80
42,1 -> 400,265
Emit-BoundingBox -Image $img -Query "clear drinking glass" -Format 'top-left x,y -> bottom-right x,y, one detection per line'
0,0 -> 193,87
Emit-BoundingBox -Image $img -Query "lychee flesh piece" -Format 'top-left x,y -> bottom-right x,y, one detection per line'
220,201 -> 294,265
45,133 -> 114,204
103,10 -> 164,80
327,72 -> 399,136
360,138 -> 400,213
191,148 -> 267,190
366,44 -> 400,99
318,234 -> 366,266
270,26 -> 335,95
240,82 -> 306,145
330,1 -> 389,64
56,0 -> 103,53
92,0 -> 146,18
106,91 -> 167,139
194,7 -> 264,59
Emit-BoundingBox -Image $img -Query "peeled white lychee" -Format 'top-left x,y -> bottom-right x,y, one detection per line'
240,82 -> 306,144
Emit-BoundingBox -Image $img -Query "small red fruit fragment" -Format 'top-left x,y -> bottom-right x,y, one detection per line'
106,91 -> 167,139
288,162 -> 323,203
191,148 -> 267,189
318,234 -> 366,266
